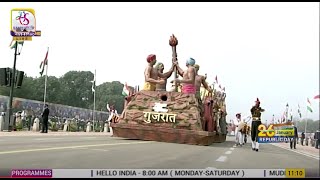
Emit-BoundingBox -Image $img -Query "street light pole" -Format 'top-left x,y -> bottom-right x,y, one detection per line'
5,41 -> 18,131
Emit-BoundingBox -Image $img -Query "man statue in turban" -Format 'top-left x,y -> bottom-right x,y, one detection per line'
143,54 -> 169,91
171,58 -> 196,94
155,62 -> 174,91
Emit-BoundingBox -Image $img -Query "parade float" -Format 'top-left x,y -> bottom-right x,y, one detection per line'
111,35 -> 227,146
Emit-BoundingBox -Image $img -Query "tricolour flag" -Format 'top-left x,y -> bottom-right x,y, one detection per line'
307,98 -> 313,113
91,70 -> 96,93
134,85 -> 140,94
39,47 -> 49,76
9,40 -> 24,49
122,83 -> 130,96
272,114 -> 275,124
106,103 -> 110,112
314,95 -> 320,100
282,111 -> 286,122
285,103 -> 289,119
297,104 -> 302,118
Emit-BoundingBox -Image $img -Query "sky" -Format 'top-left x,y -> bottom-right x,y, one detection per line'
0,2 -> 319,123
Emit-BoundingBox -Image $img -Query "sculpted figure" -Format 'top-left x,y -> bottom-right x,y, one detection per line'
194,64 -> 213,100
155,62 -> 174,91
143,54 -> 166,91
172,58 -> 196,94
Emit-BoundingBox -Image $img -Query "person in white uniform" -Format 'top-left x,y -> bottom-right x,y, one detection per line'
239,114 -> 252,145
242,116 -> 252,144
107,103 -> 118,135
233,113 -> 243,147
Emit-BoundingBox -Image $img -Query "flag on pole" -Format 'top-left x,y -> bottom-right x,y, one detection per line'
39,47 -> 49,76
314,95 -> 320,100
282,111 -> 286,122
298,104 -> 302,118
307,98 -> 313,113
285,103 -> 289,120
134,85 -> 139,93
122,83 -> 130,96
272,114 -> 275,124
9,40 -> 16,49
91,71 -> 96,93
215,75 -> 218,84
9,40 -> 24,49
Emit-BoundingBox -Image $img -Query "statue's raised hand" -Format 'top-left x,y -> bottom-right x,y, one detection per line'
172,59 -> 178,66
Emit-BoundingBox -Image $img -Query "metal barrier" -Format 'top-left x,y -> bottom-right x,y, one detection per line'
0,114 -> 110,133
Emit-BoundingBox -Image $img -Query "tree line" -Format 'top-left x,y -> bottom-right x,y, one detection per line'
0,71 -> 126,113
294,119 -> 319,133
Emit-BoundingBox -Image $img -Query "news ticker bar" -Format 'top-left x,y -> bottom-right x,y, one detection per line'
5,168 -> 307,178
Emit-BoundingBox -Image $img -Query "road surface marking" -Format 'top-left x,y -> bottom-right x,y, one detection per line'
225,151 -> 232,154
81,137 -> 98,139
230,148 -> 235,150
90,149 -> 109,152
216,156 -> 227,162
77,147 -> 109,152
271,144 -> 319,160
34,138 -> 64,141
0,141 -> 151,155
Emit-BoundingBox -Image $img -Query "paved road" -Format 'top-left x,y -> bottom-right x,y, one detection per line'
0,133 -> 319,177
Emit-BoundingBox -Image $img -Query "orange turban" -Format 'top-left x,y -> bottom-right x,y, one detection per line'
147,54 -> 156,63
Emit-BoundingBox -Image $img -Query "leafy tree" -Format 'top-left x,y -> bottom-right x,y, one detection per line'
95,81 -> 124,112
59,71 -> 94,108
296,119 -> 319,133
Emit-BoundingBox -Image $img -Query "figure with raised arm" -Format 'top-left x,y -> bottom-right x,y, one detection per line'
155,62 -> 174,91
107,103 -> 118,135
250,98 -> 265,152
194,64 -> 213,101
171,58 -> 197,94
143,54 -> 166,91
